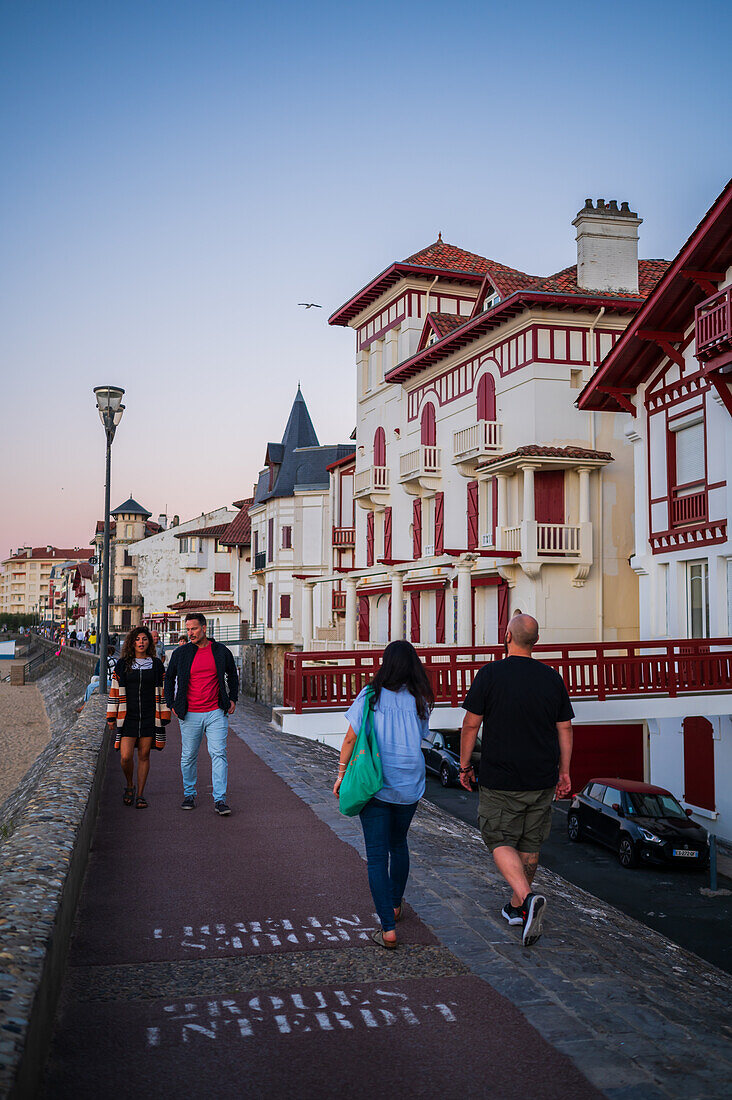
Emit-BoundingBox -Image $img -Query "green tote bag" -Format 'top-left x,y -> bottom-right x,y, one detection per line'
338,687 -> 383,817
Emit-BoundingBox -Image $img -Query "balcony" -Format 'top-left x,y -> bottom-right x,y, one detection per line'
398,446 -> 442,494
110,594 -> 144,607
354,465 -> 390,508
253,551 -> 267,572
696,287 -> 732,368
332,590 -> 347,612
453,420 -> 503,475
497,521 -> 590,583
671,485 -> 707,528
332,526 -> 356,547
179,547 -> 207,570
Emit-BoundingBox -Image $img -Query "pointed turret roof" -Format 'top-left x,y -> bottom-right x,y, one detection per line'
111,496 -> 151,518
280,386 -> 319,450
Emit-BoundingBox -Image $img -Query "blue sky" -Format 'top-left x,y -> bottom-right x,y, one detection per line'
1,0 -> 730,553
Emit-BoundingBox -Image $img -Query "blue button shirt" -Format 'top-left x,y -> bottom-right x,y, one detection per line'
345,686 -> 428,805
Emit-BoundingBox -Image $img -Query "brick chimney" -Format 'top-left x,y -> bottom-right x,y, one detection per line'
572,199 -> 642,294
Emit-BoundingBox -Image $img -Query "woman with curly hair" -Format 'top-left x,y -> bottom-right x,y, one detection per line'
333,640 -> 433,949
106,626 -> 170,809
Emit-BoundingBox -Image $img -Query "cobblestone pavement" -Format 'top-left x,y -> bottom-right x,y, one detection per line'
0,683 -> 50,804
229,699 -> 732,1100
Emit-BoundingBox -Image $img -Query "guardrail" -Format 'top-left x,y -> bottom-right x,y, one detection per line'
283,637 -> 732,713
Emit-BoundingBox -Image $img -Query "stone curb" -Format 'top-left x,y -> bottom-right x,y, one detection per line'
0,697 -> 110,1100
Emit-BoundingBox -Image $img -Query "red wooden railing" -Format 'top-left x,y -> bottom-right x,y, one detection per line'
332,526 -> 356,547
696,287 -> 732,359
283,638 -> 732,713
671,486 -> 707,527
332,591 -> 347,612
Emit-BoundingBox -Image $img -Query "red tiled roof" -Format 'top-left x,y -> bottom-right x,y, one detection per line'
167,599 -> 240,612
77,563 -> 94,579
402,242 -> 538,299
219,499 -> 253,547
174,523 -> 230,540
429,313 -> 466,339
479,445 -> 613,471
3,546 -> 94,563
532,259 -> 670,299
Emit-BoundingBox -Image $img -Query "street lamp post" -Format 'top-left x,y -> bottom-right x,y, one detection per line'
94,385 -> 125,695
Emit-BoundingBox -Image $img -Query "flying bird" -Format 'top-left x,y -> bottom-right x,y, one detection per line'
298,302 -> 322,309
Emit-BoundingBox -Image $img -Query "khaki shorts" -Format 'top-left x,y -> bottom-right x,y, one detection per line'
478,786 -> 555,854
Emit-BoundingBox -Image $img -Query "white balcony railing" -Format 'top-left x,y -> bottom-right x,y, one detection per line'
536,524 -> 581,555
399,445 -> 441,481
503,526 -> 521,552
354,465 -> 389,497
453,420 -> 503,460
423,543 -> 435,558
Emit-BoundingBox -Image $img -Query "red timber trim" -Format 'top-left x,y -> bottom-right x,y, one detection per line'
637,330 -> 686,370
467,481 -> 479,550
326,453 -> 356,472
710,372 -> 732,415
451,575 -> 502,588
434,492 -> 444,556
404,324 -> 622,421
650,520 -> 726,554
366,511 -> 375,568
358,596 -> 370,641
497,579 -> 509,643
404,578 -> 449,592
384,507 -> 392,560
680,270 -> 726,297
413,498 -> 422,559
410,591 -> 420,643
645,363 -> 710,413
435,587 -> 446,644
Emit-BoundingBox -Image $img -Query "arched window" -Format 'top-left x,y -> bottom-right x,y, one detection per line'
373,426 -> 386,467
477,373 -> 496,421
420,402 -> 436,446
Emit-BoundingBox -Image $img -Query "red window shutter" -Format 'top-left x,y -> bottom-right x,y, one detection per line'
435,587 -> 445,644
282,526 -> 292,549
467,481 -> 479,550
252,589 -> 258,626
384,507 -> 392,560
280,594 -> 291,619
683,716 -> 715,811
497,579 -> 509,643
214,572 -> 230,592
477,373 -> 496,421
410,591 -> 420,643
267,583 -> 273,627
268,518 -> 274,561
374,426 -> 386,466
413,498 -> 422,559
366,510 -> 375,567
253,530 -> 259,555
420,403 -> 436,445
535,471 -> 564,524
434,492 -> 444,556
358,596 -> 370,642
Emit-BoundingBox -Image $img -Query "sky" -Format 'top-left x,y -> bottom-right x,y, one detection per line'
1,0 -> 731,557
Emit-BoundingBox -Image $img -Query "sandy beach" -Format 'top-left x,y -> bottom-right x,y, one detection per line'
0,684 -> 51,805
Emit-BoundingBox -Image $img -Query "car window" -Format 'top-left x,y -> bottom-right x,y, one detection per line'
587,783 -> 606,801
602,786 -> 620,808
628,792 -> 686,818
433,733 -> 444,749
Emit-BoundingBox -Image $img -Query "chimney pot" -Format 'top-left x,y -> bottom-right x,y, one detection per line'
572,196 -> 642,294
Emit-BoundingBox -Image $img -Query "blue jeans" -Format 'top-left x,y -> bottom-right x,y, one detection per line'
179,709 -> 228,803
359,797 -> 418,932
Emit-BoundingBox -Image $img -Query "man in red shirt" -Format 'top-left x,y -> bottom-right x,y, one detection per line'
164,613 -> 239,815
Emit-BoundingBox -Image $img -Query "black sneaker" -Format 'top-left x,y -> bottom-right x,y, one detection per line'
181,796 -> 196,810
521,892 -> 547,947
501,901 -> 523,926
214,800 -> 231,816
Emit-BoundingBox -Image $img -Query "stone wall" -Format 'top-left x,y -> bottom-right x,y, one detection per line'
0,672 -> 109,1098
240,642 -> 292,706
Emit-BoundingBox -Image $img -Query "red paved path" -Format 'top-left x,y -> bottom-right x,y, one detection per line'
44,719 -> 602,1099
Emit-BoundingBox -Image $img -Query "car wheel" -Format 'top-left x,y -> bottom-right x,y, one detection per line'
440,764 -> 452,788
567,812 -> 583,842
618,835 -> 637,868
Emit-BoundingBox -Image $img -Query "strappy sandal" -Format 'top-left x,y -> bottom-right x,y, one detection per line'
135,795 -> 148,809
371,929 -> 397,950
123,787 -> 135,806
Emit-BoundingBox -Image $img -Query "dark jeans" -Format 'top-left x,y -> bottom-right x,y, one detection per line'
359,797 -> 418,932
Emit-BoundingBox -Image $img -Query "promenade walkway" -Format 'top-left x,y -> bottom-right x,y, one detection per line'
43,700 -> 731,1099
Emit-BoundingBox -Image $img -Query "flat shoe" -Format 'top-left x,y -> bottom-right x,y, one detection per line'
371,929 -> 397,950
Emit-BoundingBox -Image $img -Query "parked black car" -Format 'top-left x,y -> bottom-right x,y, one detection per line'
567,778 -> 709,869
421,729 -> 480,787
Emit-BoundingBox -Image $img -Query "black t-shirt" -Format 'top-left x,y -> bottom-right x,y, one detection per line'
463,656 -> 574,791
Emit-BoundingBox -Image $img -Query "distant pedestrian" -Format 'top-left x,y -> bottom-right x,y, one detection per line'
107,627 -> 169,809
176,634 -> 187,647
69,629 -> 77,648
460,614 -> 573,947
164,613 -> 238,816
334,640 -> 432,949
151,628 -> 165,664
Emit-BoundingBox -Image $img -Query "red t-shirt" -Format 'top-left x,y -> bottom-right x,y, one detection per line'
187,643 -> 220,712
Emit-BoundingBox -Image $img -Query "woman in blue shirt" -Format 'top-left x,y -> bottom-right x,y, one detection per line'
334,641 -> 433,949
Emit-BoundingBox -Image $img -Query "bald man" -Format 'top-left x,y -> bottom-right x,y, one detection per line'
460,614 -> 573,947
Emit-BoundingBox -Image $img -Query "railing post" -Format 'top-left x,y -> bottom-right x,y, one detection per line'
597,644 -> 606,701
295,654 -> 303,714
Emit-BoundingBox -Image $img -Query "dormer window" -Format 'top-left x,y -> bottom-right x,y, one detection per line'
483,291 -> 500,312
426,331 -> 438,347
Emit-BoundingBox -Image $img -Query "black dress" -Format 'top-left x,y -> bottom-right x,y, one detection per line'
115,657 -> 161,741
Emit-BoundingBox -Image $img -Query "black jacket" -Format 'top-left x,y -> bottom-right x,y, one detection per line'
164,639 -> 239,719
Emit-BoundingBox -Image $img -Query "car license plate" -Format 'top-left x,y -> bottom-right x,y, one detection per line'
672,849 -> 698,858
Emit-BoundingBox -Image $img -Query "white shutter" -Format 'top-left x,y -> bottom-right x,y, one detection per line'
675,423 -> 704,486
